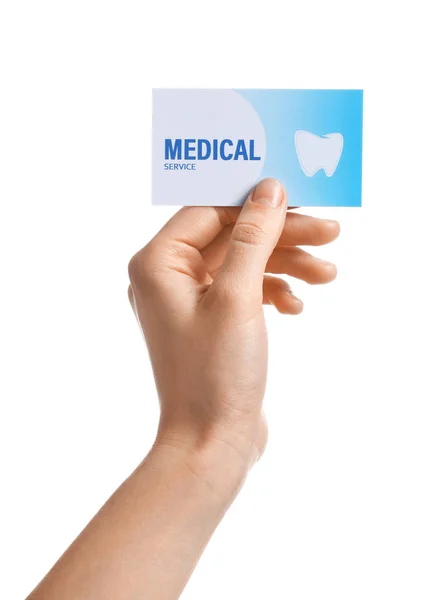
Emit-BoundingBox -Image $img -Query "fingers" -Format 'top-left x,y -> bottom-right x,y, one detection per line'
200,212 -> 339,276
153,206 -> 234,252
128,206 -> 235,296
266,246 -> 337,284
138,206 -> 239,290
263,276 -> 303,314
202,221 -> 338,284
279,212 -> 340,247
214,179 -> 288,296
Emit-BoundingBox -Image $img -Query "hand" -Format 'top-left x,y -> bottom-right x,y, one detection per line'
27,179 -> 340,600
128,179 -> 339,490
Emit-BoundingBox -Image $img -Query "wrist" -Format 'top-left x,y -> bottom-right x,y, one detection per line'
150,427 -> 257,509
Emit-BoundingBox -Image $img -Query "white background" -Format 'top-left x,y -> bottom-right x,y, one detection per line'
0,1 -> 420,598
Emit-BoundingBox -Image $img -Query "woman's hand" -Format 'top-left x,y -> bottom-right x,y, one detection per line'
28,179 -> 340,600
128,178 -> 339,489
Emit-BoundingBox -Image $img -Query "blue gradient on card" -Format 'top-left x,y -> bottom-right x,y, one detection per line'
235,89 -> 363,207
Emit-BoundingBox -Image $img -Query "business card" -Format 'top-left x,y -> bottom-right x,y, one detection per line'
152,89 -> 363,207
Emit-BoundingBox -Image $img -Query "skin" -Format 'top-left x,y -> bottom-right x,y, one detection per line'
27,179 -> 339,600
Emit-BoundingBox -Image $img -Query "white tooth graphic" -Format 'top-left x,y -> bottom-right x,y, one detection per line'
295,131 -> 343,177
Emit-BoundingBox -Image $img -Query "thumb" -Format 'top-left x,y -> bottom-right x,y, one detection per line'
214,178 -> 288,297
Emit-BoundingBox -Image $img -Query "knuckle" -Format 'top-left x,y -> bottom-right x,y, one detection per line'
232,220 -> 266,247
128,245 -> 160,288
128,250 -> 146,280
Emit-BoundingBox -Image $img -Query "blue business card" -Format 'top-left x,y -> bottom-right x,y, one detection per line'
152,89 -> 363,207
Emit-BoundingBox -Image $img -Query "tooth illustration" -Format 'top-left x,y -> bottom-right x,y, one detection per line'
295,131 -> 343,177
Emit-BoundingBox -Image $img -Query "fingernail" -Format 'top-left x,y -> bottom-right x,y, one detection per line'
286,289 -> 303,307
251,178 -> 283,208
290,296 -> 304,313
288,291 -> 303,304
320,259 -> 336,268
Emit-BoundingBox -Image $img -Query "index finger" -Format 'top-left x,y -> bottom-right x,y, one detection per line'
154,206 -> 239,251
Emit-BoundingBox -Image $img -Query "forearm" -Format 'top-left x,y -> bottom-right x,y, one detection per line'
27,438 -> 248,600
